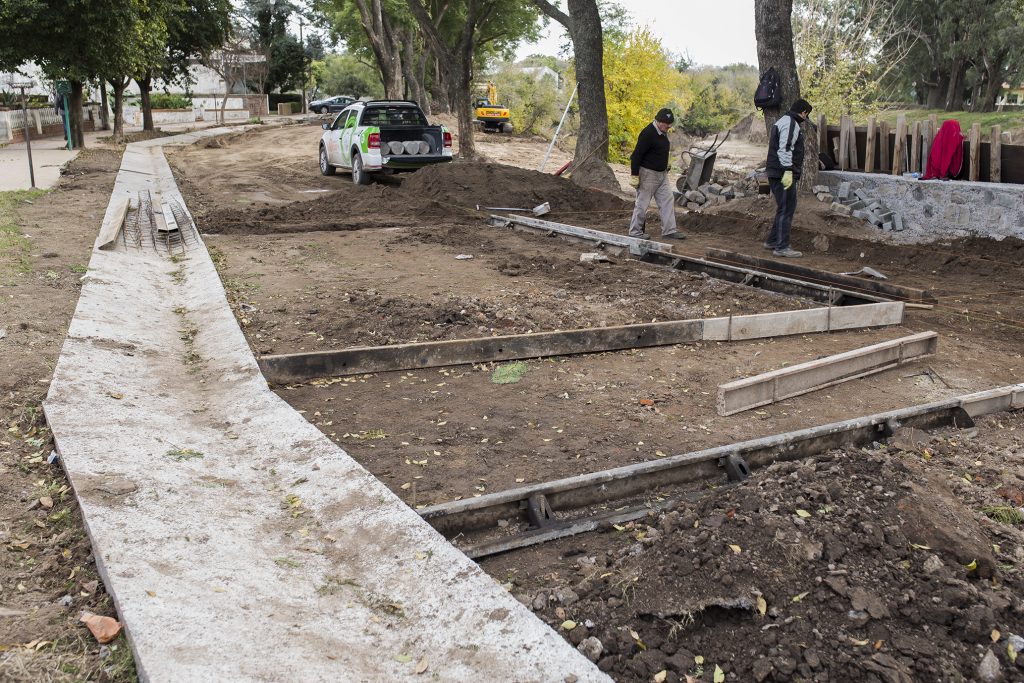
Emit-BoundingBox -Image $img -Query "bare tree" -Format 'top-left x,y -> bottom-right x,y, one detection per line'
210,44 -> 248,124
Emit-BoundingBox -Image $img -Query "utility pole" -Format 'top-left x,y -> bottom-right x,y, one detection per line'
299,18 -> 307,114
13,81 -> 36,188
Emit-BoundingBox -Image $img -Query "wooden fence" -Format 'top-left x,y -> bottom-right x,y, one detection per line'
819,114 -> 1024,184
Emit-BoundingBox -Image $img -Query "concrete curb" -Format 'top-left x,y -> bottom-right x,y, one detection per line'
44,125 -> 608,682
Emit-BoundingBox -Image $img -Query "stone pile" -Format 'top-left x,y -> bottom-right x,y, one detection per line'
673,182 -> 746,211
828,180 -> 906,232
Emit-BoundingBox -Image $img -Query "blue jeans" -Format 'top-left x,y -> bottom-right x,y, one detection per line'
767,178 -> 797,250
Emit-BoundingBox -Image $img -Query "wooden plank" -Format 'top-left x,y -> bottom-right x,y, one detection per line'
911,121 -> 921,173
879,120 -> 891,173
704,248 -> 937,303
259,303 -> 904,384
928,114 -> 938,145
491,214 -> 672,255
991,125 -> 1002,183
717,332 -> 939,416
969,122 -> 981,181
921,120 -> 932,173
848,116 -> 860,171
259,320 -> 703,383
892,115 -> 907,175
864,117 -> 876,173
702,302 -> 904,341
421,382 -> 1024,536
818,114 -> 828,154
839,116 -> 850,170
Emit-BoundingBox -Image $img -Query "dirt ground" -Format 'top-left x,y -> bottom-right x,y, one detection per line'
1,149 -> 137,680
168,121 -> 1024,680
3,116 -> 1022,682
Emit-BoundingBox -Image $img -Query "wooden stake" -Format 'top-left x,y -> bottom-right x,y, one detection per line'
879,120 -> 891,174
892,115 -> 907,175
817,114 -> 828,155
969,122 -> 981,181
848,120 -> 860,171
910,121 -> 921,173
928,114 -> 938,145
921,120 -> 931,174
839,116 -> 850,170
991,125 -> 1002,183
865,116 -> 876,173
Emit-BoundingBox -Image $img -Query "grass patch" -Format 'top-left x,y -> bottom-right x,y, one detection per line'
165,447 -> 204,461
491,361 -> 529,385
858,108 -> 1024,133
0,189 -> 49,279
983,504 -> 1024,525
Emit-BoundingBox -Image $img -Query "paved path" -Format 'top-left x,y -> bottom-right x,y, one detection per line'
43,125 -> 608,682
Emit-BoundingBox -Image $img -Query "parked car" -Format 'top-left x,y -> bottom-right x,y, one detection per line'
319,100 -> 453,184
309,95 -> 355,114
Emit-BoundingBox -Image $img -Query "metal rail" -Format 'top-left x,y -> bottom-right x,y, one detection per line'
419,383 -> 1024,559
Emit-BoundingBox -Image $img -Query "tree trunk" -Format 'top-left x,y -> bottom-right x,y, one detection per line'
99,81 -> 110,131
566,0 -> 608,165
354,0 -> 405,99
755,0 -> 817,187
108,77 -> 129,141
138,74 -> 154,131
925,72 -> 947,109
429,58 -> 449,113
944,59 -> 964,111
70,80 -> 85,149
401,32 -> 427,109
980,55 -> 1005,113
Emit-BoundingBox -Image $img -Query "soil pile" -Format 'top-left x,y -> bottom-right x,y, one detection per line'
197,160 -> 630,235
512,414 -> 1024,682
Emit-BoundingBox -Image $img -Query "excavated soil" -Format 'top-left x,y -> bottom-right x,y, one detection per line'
168,122 -> 1024,683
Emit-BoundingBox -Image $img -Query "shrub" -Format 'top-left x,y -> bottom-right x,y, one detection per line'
150,93 -> 193,109
269,93 -> 303,109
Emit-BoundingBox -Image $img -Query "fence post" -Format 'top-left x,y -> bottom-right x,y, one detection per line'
879,120 -> 891,174
968,122 -> 981,182
892,115 -> 907,175
839,116 -> 850,170
817,114 -> 827,156
910,121 -> 921,173
991,125 -> 1002,183
864,116 -> 876,173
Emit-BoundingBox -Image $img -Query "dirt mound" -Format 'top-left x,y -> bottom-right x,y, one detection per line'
197,160 -> 630,235
515,416 -> 1024,682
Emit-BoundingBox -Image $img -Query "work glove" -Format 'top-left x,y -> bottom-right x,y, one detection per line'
629,175 -> 640,188
782,170 -> 793,190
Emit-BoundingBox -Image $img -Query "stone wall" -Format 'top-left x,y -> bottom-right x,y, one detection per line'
819,170 -> 1024,242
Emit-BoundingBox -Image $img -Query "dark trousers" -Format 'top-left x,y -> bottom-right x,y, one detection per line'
767,178 -> 798,250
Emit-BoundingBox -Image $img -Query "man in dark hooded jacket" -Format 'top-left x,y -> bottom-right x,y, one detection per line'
764,98 -> 812,258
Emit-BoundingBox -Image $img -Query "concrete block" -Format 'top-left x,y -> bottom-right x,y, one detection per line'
684,190 -> 706,203
686,202 -> 702,211
882,222 -> 893,230
812,184 -> 831,194
893,213 -> 904,231
852,210 -> 871,221
831,202 -> 852,216
708,183 -> 724,194
722,185 -> 736,198
847,200 -> 866,211
854,189 -> 872,202
732,191 -> 745,199
837,182 -> 851,200
816,192 -> 834,203
866,201 -> 881,211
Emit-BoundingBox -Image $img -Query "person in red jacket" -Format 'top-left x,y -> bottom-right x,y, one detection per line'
628,108 -> 685,240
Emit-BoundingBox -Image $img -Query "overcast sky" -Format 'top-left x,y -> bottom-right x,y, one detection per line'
516,0 -> 758,68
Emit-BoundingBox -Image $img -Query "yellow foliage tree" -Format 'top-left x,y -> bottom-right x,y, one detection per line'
602,28 -> 687,163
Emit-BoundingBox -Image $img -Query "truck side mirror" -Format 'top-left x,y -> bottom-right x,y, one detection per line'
321,122 -> 329,130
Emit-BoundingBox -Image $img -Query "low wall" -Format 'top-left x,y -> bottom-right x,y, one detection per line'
820,170 -> 1024,242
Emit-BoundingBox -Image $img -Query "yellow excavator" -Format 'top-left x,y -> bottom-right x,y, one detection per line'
474,81 -> 512,133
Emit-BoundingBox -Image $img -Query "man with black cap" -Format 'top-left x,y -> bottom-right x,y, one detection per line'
629,108 -> 685,240
764,98 -> 813,258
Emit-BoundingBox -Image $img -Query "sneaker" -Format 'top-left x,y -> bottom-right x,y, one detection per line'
772,248 -> 803,258
763,242 -> 779,250
661,232 -> 687,240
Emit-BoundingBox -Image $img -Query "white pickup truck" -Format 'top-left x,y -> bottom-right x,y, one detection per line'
318,100 -> 453,184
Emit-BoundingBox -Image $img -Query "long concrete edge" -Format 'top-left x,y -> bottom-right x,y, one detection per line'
42,126 -> 609,682
716,331 -> 939,416
420,382 -> 1024,523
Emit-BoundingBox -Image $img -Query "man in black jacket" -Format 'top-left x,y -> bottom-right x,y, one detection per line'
764,98 -> 813,258
629,108 -> 685,240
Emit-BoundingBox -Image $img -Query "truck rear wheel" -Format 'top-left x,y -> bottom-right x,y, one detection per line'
352,153 -> 371,185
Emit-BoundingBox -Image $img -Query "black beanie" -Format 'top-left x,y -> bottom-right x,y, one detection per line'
655,108 -> 674,124
791,98 -> 813,114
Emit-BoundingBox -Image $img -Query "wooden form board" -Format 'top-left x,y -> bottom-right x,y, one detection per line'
970,123 -> 982,182
992,125 -> 1002,183
864,117 -> 877,173
258,302 -> 905,384
704,248 -> 937,303
421,381 -> 1024,538
892,115 -> 907,174
717,331 -> 938,416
